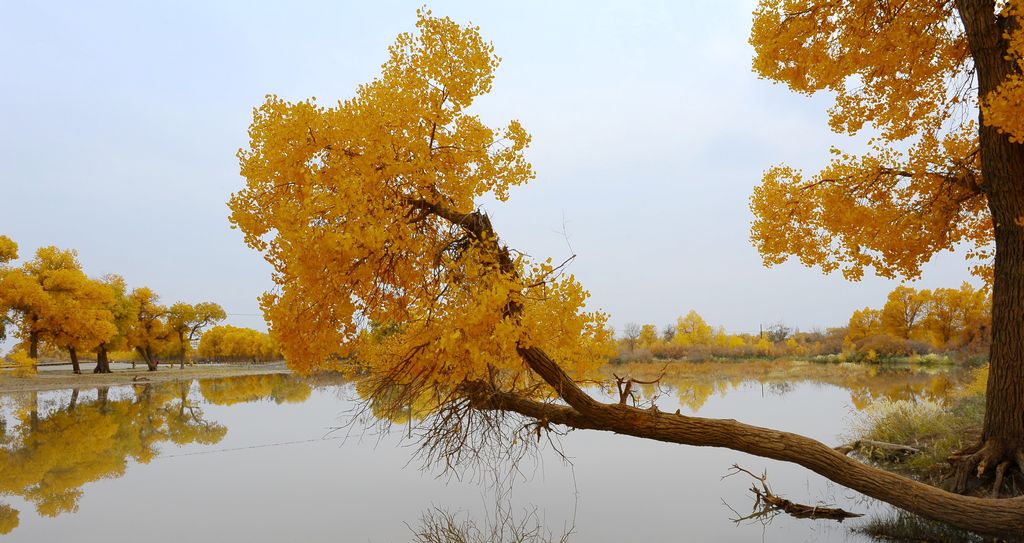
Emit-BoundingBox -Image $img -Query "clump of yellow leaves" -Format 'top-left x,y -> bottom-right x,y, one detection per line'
749,0 -> 1007,281
229,11 -> 613,410
983,1 -> 1024,142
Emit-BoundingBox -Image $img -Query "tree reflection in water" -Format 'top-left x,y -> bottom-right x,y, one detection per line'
0,363 -> 970,537
0,374 -> 313,535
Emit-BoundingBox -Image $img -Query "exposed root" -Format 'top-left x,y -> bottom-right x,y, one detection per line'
949,439 -> 1024,497
993,462 -> 1010,498
723,465 -> 862,524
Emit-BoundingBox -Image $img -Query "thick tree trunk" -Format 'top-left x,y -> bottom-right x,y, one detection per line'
954,0 -> 1024,489
93,344 -> 111,374
135,346 -> 158,371
69,346 -> 80,374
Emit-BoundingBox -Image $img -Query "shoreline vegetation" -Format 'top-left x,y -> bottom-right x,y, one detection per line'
0,362 -> 289,394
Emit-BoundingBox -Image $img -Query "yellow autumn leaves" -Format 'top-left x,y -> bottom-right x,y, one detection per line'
0,235 -> 230,372
748,0 -> 1023,282
229,11 -> 612,412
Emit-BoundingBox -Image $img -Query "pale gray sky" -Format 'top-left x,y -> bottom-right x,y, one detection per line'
0,1 -> 979,338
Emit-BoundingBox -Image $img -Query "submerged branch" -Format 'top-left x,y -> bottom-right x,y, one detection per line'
723,464 -> 863,523
835,439 -> 922,457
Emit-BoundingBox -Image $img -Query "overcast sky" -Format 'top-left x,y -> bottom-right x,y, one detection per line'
1,1 -> 980,339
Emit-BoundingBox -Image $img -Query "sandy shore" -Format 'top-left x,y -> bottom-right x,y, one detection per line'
0,363 -> 291,394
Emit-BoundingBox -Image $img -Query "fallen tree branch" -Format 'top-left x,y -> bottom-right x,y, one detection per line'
835,439 -> 922,457
723,464 -> 863,523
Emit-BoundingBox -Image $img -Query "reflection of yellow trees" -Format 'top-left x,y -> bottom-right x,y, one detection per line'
198,374 -> 311,405
0,381 -> 226,533
608,361 -> 968,413
354,378 -> 440,424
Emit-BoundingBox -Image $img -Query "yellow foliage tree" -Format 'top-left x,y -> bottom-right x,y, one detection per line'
0,245 -> 63,360
879,286 -> 932,341
40,273 -> 117,375
197,325 -> 280,362
925,282 -> 991,348
228,10 -> 1023,534
92,275 -> 138,374
749,0 -> 1024,482
637,324 -> 659,349
124,287 -> 171,371
228,10 -> 612,405
167,302 -> 227,368
0,235 -> 18,344
672,310 -> 713,346
846,308 -> 882,344
1,244 -> 118,373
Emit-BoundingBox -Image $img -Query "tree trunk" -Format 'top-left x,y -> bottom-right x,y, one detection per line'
94,344 -> 111,374
954,0 -> 1024,489
179,331 -> 187,369
68,388 -> 79,410
69,346 -> 80,374
28,330 -> 38,359
136,346 -> 158,372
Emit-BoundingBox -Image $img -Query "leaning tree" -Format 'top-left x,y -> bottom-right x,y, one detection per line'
229,9 -> 1024,536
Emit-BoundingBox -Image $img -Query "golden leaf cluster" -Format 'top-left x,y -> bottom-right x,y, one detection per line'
229,12 -> 613,407
748,1 -> 1021,281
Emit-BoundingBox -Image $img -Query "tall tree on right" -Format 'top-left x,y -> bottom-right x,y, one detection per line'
750,0 -> 1024,488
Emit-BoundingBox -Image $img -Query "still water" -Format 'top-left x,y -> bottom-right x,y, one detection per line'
0,364 -> 962,542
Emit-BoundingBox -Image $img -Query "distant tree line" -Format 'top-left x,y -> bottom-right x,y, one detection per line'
616,283 -> 989,363
0,235 -> 276,373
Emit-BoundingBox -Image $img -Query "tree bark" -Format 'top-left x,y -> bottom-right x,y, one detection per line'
28,330 -> 38,359
178,330 -> 187,369
69,346 -> 80,374
135,347 -> 158,371
93,344 -> 111,374
955,0 -> 1024,487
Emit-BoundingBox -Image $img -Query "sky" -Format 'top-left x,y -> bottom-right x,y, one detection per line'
0,0 -> 980,339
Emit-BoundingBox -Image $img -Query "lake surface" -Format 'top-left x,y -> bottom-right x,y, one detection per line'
0,363 -> 964,542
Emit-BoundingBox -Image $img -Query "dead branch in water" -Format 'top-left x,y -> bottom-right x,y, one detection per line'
835,439 -> 921,457
723,465 -> 863,523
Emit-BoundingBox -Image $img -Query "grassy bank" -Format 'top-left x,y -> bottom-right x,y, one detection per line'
845,366 -> 987,484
